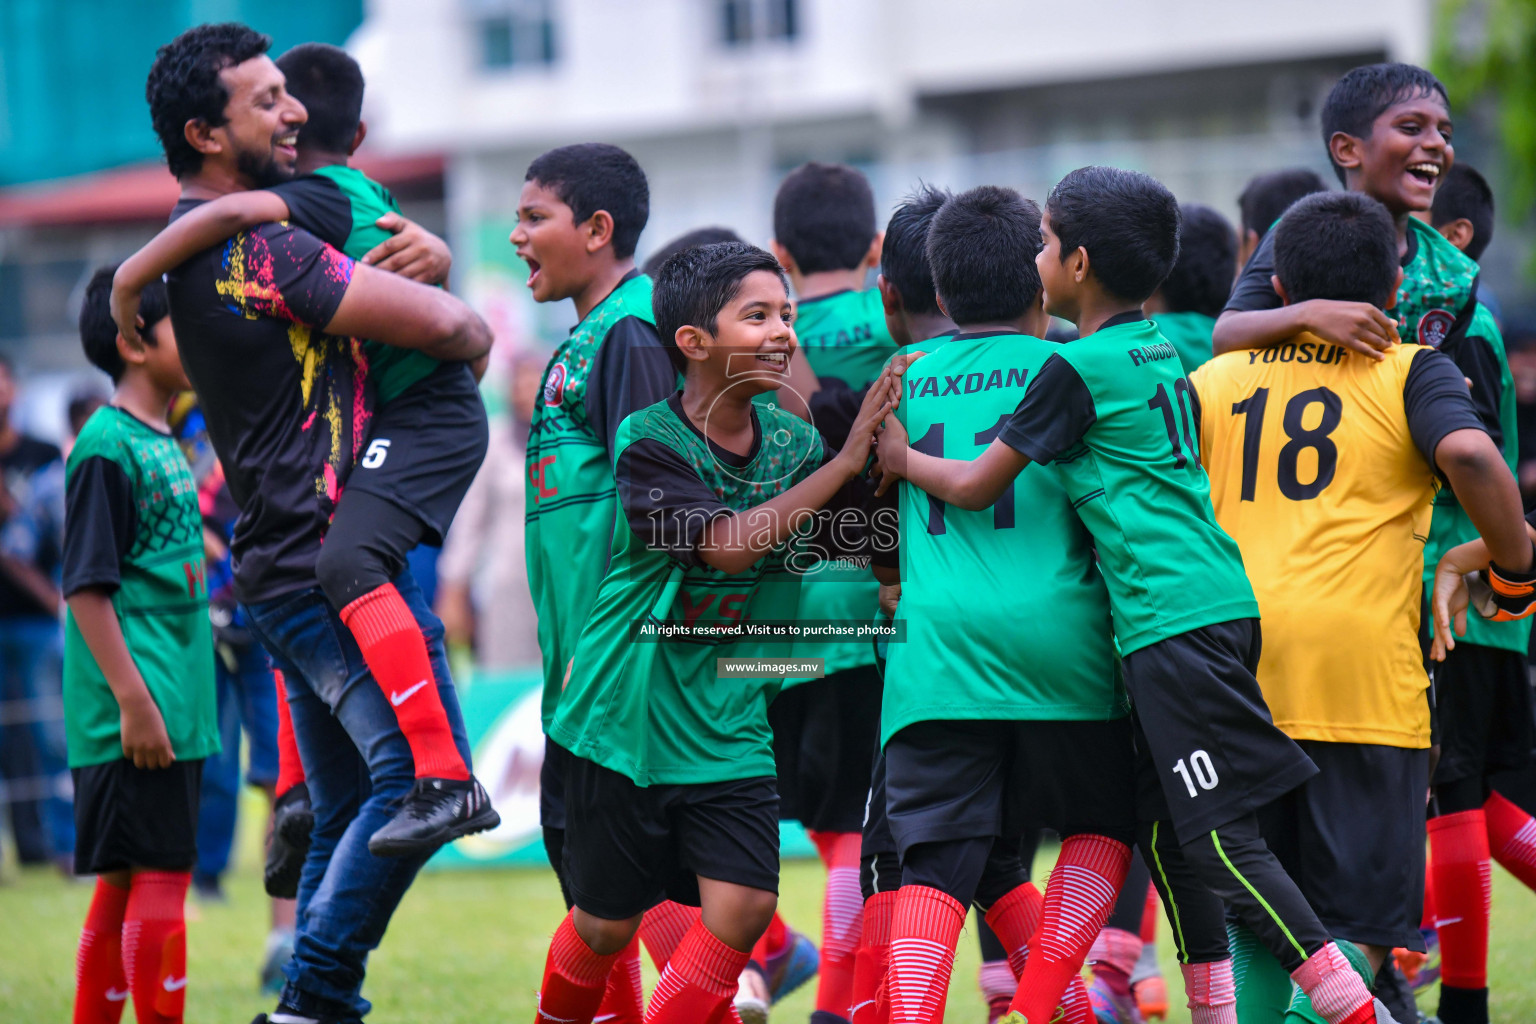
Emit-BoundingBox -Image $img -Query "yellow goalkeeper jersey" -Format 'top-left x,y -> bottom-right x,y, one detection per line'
1192,335 -> 1478,748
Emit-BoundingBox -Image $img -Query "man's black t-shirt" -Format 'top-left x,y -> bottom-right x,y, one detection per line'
165,198 -> 361,604
0,434 -> 63,616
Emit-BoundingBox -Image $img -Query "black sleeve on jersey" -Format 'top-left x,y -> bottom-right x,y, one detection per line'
587,317 -> 680,457
1439,320 -> 1506,453
265,176 -> 355,250
615,438 -> 731,567
1403,347 -> 1490,475
998,354 -> 1098,464
1222,230 -> 1281,314
61,457 -> 136,597
807,379 -> 865,449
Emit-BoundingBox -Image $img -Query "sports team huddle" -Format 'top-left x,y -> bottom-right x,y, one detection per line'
54,18 -> 1536,1024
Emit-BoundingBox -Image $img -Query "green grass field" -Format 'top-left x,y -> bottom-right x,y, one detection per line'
4,819 -> 1535,1023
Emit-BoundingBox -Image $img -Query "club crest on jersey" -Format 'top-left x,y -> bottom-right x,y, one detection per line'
1418,309 -> 1455,349
544,362 -> 568,406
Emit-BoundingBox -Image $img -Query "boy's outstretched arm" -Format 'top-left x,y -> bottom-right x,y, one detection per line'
1210,302 -> 1397,360
1436,428 -> 1532,572
68,589 -> 174,769
698,375 -> 897,576
112,190 -> 293,344
875,409 -> 1027,511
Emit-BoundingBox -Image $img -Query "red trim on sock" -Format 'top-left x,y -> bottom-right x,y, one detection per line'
273,671 -> 305,796
1009,834 -> 1131,1022
1429,809 -> 1491,990
646,922 -> 752,1023
595,936 -> 644,1024
851,891 -> 899,1024
1485,790 -> 1536,893
984,881 -> 1044,980
1292,942 -> 1373,1023
121,871 -> 190,1024
539,912 -> 622,1023
639,900 -> 699,972
340,584 -> 469,780
75,878 -> 130,1024
1140,881 -> 1160,945
887,885 -> 966,1024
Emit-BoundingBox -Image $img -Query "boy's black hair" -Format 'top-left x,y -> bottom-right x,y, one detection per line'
925,186 -> 1041,325
275,43 -> 364,154
1045,166 -> 1180,305
772,162 -> 877,275
146,23 -> 273,179
525,143 -> 650,259
1431,163 -> 1496,261
1238,168 -> 1329,239
881,184 -> 952,316
80,266 -> 170,384
1159,204 -> 1238,318
652,241 -> 787,373
641,226 -> 743,277
1320,63 -> 1449,184
1272,191 -> 1398,308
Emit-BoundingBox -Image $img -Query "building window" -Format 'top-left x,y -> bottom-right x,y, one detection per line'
473,0 -> 557,70
721,0 -> 798,46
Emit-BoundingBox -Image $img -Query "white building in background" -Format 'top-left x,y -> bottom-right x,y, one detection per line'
351,0 -> 1434,346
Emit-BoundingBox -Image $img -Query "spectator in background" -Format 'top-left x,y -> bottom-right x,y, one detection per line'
1144,203 -> 1239,373
0,353 -> 73,872
64,391 -> 107,458
642,226 -> 743,278
435,353 -> 544,670
1235,167 -> 1329,269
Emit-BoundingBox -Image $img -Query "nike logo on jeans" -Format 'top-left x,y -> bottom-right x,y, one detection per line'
106,988 -> 130,1002
162,976 -> 188,992
390,680 -> 430,707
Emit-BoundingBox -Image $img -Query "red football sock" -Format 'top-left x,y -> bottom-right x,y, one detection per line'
983,881 -> 1044,980
850,890 -> 898,1024
645,920 -> 751,1024
75,877 -> 130,1024
1484,790 -> 1536,893
120,871 -> 190,1024
595,936 -> 644,1024
979,958 -> 1015,1020
1008,834 -> 1131,1022
537,912 -> 622,1024
1291,941 -> 1375,1024
340,584 -> 469,781
273,671 -> 305,797
1429,809 -> 1491,989
1180,959 -> 1237,1024
750,911 -> 789,967
1422,848 -> 1436,931
810,831 -> 864,1018
640,900 -> 699,972
887,885 -> 966,1024
1140,881 -> 1160,945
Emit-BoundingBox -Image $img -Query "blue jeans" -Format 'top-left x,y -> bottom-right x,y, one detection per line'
0,616 -> 72,859
196,640 -> 279,880
242,572 -> 471,1022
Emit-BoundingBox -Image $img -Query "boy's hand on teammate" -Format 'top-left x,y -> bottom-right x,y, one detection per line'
110,285 -> 145,350
834,369 -> 898,476
1300,298 -> 1398,362
119,692 -> 175,769
872,403 -> 909,498
363,213 -> 453,285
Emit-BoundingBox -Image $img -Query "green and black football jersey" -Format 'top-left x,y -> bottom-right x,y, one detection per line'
549,396 -> 824,785
784,288 -> 898,681
999,314 -> 1259,654
272,165 -> 439,404
61,407 -> 217,768
883,331 -> 1125,745
524,272 -> 676,728
1422,302 -> 1531,653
